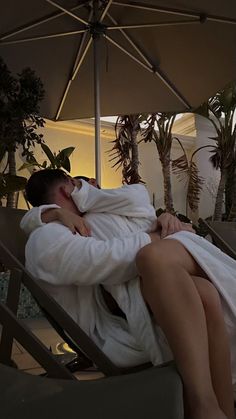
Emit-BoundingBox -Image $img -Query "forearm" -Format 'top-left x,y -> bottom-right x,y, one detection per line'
41,208 -> 60,223
20,204 -> 59,235
28,225 -> 152,287
72,180 -> 156,219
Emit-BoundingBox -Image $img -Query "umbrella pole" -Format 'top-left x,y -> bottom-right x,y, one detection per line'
93,35 -> 101,186
93,0 -> 102,186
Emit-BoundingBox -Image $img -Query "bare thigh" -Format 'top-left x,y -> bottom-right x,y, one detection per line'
137,238 -> 208,279
138,238 -> 210,311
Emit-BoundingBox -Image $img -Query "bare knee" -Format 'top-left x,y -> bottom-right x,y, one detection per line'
136,239 -> 200,277
136,243 -> 159,266
136,242 -> 171,275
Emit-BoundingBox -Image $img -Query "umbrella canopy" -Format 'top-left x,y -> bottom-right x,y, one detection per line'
1,0 -> 236,182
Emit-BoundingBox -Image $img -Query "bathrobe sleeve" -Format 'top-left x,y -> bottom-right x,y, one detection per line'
26,223 -> 151,286
20,204 -> 59,235
20,181 -> 156,236
72,180 -> 156,219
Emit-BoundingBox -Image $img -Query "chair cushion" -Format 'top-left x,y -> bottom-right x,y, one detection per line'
0,362 -> 183,419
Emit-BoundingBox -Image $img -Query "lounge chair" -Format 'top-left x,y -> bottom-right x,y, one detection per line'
0,207 -> 183,417
0,361 -> 183,419
199,218 -> 236,260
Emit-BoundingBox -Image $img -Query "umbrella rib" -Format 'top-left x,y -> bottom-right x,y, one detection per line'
45,0 -> 89,26
105,34 -> 152,71
206,15 -> 236,25
72,34 -> 92,81
1,3 -> 89,41
72,9 -> 94,76
154,68 -> 191,109
55,8 -> 94,120
105,34 -> 191,109
55,36 -> 93,120
112,1 -> 203,18
106,12 -> 151,67
112,1 -> 236,25
99,0 -> 113,22
107,20 -> 200,30
0,30 -> 87,46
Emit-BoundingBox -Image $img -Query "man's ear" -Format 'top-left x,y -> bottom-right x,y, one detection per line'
59,184 -> 71,199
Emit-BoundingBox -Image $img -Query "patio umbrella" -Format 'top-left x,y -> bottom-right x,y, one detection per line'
1,0 -> 236,184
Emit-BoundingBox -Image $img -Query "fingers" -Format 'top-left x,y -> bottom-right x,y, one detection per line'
75,220 -> 91,236
181,223 -> 196,234
84,220 -> 91,236
56,209 -> 91,236
162,217 -> 181,238
160,221 -> 167,239
174,217 -> 183,233
157,212 -> 187,239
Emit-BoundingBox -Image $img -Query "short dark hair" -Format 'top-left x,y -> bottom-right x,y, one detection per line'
25,169 -> 69,207
74,175 -> 90,182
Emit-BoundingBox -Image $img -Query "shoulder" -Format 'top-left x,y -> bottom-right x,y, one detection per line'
121,183 -> 147,192
27,222 -> 75,249
121,183 -> 150,200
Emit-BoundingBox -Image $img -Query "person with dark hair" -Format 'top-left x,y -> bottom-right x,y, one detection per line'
21,169 -> 236,419
25,169 -> 69,207
74,175 -> 90,182
74,175 -> 101,189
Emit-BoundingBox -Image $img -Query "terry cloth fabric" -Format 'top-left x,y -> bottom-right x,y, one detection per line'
166,230 -> 236,384
21,182 -> 236,382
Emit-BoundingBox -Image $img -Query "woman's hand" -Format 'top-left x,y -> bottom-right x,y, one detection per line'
42,208 -> 91,236
179,222 -> 196,234
156,212 -> 195,238
156,212 -> 183,238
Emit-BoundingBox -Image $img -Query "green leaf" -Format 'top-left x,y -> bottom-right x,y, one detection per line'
61,156 -> 71,172
41,143 -> 56,167
57,147 -> 75,160
18,162 -> 40,171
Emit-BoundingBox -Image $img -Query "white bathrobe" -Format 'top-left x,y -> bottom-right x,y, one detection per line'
21,181 -> 236,382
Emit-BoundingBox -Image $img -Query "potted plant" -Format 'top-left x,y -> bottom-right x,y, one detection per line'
19,143 -> 75,174
0,57 -> 45,207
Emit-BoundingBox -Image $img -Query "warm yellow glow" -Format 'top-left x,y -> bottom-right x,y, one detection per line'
55,342 -> 76,354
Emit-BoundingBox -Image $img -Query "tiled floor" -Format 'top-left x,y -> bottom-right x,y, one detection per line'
9,317 -> 104,380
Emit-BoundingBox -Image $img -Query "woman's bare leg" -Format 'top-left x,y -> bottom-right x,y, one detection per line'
136,239 -> 234,419
191,276 -> 234,419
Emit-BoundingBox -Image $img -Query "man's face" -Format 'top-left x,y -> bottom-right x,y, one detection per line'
64,176 -> 77,196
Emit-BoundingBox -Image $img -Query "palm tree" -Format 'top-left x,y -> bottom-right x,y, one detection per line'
142,113 -> 177,213
172,140 -> 213,217
195,82 -> 236,221
109,115 -> 143,184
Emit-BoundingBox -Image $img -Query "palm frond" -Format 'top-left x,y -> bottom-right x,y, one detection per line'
172,154 -> 189,181
108,114 -> 144,184
187,161 -> 204,211
209,149 -> 221,170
